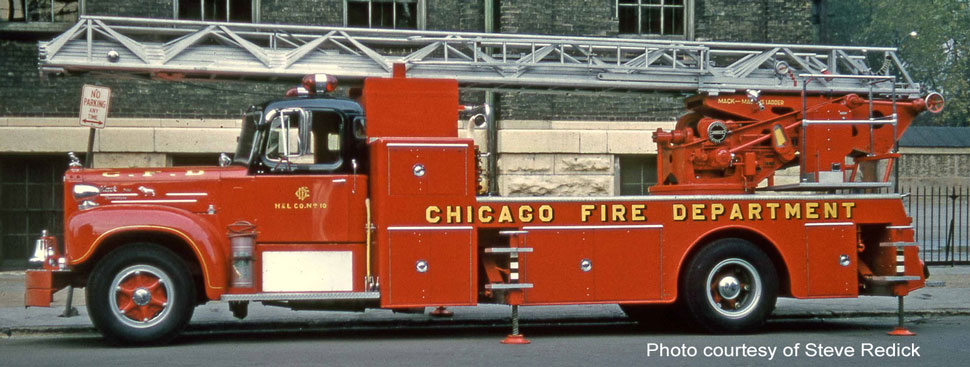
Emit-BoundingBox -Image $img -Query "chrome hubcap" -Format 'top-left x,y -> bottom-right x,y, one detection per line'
717,276 -> 741,300
706,258 -> 762,319
132,288 -> 152,306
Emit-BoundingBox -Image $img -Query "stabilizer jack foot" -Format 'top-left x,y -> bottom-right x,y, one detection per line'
430,306 -> 453,317
501,305 -> 530,344
887,295 -> 915,336
58,285 -> 79,318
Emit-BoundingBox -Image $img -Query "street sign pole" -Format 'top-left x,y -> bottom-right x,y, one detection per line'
84,127 -> 96,168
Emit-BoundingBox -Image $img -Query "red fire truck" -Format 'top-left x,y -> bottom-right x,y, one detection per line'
26,17 -> 942,344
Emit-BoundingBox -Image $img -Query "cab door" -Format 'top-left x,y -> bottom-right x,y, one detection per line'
255,174 -> 365,243
253,108 -> 366,243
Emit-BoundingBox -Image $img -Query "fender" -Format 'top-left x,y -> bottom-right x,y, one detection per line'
673,224 -> 800,299
66,205 -> 228,299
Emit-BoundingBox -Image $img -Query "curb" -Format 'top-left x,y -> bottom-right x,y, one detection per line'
770,309 -> 970,320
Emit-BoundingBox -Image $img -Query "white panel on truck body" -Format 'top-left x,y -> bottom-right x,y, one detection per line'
262,251 -> 353,292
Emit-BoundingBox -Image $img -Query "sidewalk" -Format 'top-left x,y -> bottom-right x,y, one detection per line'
1,266 -> 967,335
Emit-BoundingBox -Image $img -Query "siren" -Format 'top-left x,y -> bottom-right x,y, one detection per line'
302,73 -> 338,95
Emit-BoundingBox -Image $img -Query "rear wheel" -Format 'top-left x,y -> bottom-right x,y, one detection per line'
681,238 -> 777,333
87,243 -> 196,345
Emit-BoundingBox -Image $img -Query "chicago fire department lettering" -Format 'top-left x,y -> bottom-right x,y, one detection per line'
424,201 -> 857,224
426,205 -> 554,224
671,202 -> 855,221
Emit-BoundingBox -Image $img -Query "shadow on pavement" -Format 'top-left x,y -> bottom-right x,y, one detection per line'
9,317 -> 883,348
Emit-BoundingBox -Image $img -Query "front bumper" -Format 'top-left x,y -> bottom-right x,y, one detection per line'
25,269 -> 71,307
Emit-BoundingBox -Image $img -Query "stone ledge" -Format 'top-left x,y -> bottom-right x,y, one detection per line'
0,117 -> 241,129
498,130 -> 580,153
500,120 -> 674,131
0,126 -> 238,153
607,130 -> 656,154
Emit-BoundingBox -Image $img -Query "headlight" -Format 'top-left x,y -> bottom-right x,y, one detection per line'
73,184 -> 100,201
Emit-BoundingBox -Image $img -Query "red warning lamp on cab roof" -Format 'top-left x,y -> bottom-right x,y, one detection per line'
302,73 -> 338,95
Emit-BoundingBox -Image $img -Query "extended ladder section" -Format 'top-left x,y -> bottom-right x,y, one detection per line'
40,16 -> 920,96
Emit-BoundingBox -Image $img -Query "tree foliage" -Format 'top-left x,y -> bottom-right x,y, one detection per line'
821,0 -> 970,126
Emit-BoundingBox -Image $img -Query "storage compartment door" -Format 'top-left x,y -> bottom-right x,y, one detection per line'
522,228 -> 593,303
806,223 -> 858,297
386,227 -> 474,307
594,227 -> 662,301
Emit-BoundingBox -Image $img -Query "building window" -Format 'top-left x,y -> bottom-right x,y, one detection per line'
0,154 -> 69,269
170,153 -> 220,166
176,0 -> 258,22
345,0 -> 424,30
619,155 -> 657,195
1,0 -> 79,23
617,0 -> 690,37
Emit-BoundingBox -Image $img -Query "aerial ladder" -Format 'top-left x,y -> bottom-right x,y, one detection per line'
39,15 -> 944,193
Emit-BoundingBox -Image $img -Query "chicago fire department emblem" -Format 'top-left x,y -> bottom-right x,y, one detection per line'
295,186 -> 310,201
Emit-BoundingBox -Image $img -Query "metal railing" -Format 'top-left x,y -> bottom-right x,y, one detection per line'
38,15 -> 922,95
902,185 -> 970,265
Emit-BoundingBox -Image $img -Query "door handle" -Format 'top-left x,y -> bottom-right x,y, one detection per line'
333,179 -> 347,184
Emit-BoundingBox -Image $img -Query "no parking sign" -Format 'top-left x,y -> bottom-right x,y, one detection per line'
79,85 -> 111,128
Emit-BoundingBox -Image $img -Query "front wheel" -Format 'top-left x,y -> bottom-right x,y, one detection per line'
87,243 -> 196,345
681,238 -> 777,333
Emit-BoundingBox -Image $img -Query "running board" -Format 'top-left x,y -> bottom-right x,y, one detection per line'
868,276 -> 920,282
221,291 -> 380,302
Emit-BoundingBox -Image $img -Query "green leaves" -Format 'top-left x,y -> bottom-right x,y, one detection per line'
822,0 -> 970,126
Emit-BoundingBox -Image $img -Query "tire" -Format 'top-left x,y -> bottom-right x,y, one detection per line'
681,238 -> 777,334
87,243 -> 196,345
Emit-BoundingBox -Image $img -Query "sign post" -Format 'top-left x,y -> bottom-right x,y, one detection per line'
78,85 -> 111,168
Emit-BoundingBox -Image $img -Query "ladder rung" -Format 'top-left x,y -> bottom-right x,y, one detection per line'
485,247 -> 534,254
485,283 -> 534,290
803,119 -> 897,125
880,242 -> 915,248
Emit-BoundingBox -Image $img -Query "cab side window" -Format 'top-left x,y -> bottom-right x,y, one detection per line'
264,109 -> 344,172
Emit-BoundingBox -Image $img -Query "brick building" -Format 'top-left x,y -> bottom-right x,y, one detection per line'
0,0 -> 821,268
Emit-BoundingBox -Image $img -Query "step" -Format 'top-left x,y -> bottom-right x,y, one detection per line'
484,247 -> 534,254
221,291 -> 380,302
485,283 -> 534,290
868,276 -> 920,282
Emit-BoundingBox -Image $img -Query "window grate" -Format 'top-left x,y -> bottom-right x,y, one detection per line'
0,155 -> 68,269
617,0 -> 688,36
619,155 -> 658,195
346,0 -> 419,30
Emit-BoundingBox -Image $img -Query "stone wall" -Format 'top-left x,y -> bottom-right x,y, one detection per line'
694,0 -> 816,43
496,120 -> 669,196
86,0 -> 171,18
260,0 -> 342,25
428,0 -> 483,31
499,0 -> 616,36
897,149 -> 970,187
0,40 -> 290,118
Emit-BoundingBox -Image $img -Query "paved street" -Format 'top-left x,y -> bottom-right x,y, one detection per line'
1,267 -> 968,366
1,316 -> 967,367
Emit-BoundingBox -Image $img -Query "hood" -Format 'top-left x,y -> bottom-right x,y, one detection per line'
66,166 -> 247,215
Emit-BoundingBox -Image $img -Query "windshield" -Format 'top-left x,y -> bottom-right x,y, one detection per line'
233,112 -> 260,165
